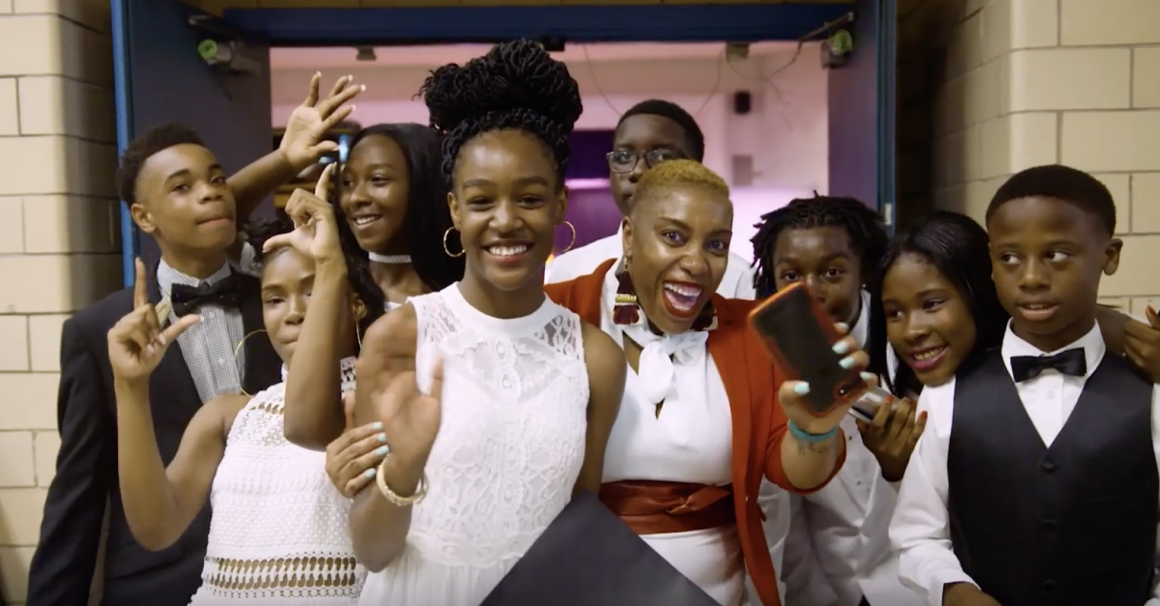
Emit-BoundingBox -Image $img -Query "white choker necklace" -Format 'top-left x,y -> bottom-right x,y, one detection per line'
368,253 -> 412,265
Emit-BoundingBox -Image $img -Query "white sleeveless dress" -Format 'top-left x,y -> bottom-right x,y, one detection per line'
357,283 -> 591,606
189,358 -> 364,605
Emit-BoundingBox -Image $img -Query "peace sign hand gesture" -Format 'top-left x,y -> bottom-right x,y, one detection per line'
263,163 -> 343,266
107,259 -> 202,385
355,308 -> 444,482
279,73 -> 363,172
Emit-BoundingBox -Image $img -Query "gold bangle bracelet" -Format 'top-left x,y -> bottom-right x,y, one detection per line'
375,458 -> 428,507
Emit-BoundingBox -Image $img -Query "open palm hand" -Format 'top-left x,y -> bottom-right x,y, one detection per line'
279,73 -> 363,171
355,307 -> 443,473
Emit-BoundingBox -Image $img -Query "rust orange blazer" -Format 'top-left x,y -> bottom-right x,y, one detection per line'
544,258 -> 845,606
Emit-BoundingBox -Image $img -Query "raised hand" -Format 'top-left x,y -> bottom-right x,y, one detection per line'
263,163 -> 342,265
107,259 -> 201,384
857,392 -> 927,482
326,392 -> 390,498
777,322 -> 871,436
1124,305 -> 1160,383
355,309 -> 443,480
279,73 -> 363,171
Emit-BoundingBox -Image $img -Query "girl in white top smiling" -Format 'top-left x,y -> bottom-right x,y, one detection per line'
347,39 -> 625,606
281,123 -> 463,452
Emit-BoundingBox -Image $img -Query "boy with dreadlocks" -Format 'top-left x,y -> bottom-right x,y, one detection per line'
751,196 -> 924,606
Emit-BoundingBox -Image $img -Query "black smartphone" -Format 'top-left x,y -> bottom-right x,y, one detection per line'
748,283 -> 866,417
850,386 -> 899,423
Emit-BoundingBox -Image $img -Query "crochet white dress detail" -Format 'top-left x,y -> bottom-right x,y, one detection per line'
189,358 -> 363,604
357,284 -> 590,606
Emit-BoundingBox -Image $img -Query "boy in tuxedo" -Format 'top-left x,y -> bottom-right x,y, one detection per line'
890,164 -> 1160,606
24,124 -> 283,606
25,74 -> 359,606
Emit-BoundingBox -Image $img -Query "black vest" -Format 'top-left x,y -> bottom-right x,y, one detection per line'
947,348 -> 1158,606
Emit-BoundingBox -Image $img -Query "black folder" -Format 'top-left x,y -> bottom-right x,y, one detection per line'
481,490 -> 721,606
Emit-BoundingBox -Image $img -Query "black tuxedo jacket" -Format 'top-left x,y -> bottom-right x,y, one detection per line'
25,270 -> 281,606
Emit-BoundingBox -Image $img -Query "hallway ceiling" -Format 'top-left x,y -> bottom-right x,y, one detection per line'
270,41 -> 796,70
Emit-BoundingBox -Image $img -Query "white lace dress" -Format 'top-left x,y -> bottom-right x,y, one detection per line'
357,283 -> 591,606
189,358 -> 365,605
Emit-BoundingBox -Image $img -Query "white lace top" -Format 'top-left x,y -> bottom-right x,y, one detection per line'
357,283 -> 591,606
189,358 -> 364,605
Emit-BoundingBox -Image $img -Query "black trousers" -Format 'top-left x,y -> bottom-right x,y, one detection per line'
858,598 -> 871,606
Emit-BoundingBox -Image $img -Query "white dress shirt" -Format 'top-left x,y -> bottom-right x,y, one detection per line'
545,224 -> 758,300
890,321 -> 1160,606
157,259 -> 246,403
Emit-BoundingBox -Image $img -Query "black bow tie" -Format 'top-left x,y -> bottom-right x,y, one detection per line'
1010,348 -> 1087,382
169,275 -> 242,317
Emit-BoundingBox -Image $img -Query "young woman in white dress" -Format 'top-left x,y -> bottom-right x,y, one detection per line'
107,205 -> 385,605
345,39 -> 626,606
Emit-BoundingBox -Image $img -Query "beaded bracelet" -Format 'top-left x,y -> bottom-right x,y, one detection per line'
788,419 -> 839,444
375,458 -> 428,507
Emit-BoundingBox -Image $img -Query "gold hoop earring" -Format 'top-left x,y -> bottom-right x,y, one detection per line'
559,220 -> 577,254
233,329 -> 269,398
443,227 -> 465,258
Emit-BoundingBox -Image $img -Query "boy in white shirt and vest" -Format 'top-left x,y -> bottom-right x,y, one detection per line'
891,164 -> 1160,606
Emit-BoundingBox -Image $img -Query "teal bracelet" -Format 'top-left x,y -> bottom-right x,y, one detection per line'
788,419 -> 839,444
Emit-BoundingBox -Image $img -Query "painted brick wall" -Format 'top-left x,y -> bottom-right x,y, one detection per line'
898,0 -> 1160,308
0,1 -> 120,604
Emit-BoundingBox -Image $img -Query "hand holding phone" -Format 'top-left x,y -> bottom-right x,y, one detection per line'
850,385 -> 898,424
749,283 -> 871,435
856,389 -> 927,482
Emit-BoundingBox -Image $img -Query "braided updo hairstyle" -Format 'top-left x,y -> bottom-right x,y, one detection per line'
419,39 -> 583,188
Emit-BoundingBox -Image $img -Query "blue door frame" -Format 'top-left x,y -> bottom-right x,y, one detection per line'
114,1 -> 894,286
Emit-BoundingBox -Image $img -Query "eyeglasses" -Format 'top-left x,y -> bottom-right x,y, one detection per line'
606,148 -> 687,173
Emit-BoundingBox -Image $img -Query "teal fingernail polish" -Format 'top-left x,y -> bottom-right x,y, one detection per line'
373,422 -> 383,430
376,445 -> 389,456
377,433 -> 387,443
832,340 -> 850,355
794,382 -> 811,395
840,356 -> 856,369
861,371 -> 876,382
363,468 -> 375,479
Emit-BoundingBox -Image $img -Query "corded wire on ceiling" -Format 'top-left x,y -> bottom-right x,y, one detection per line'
578,41 -> 803,120
578,12 -> 854,120
579,42 -> 725,118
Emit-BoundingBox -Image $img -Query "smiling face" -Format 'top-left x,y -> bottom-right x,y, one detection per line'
771,226 -> 863,326
988,195 -> 1121,352
129,143 -> 237,255
623,183 -> 732,335
881,253 -> 977,387
340,134 -> 411,254
448,129 -> 566,293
